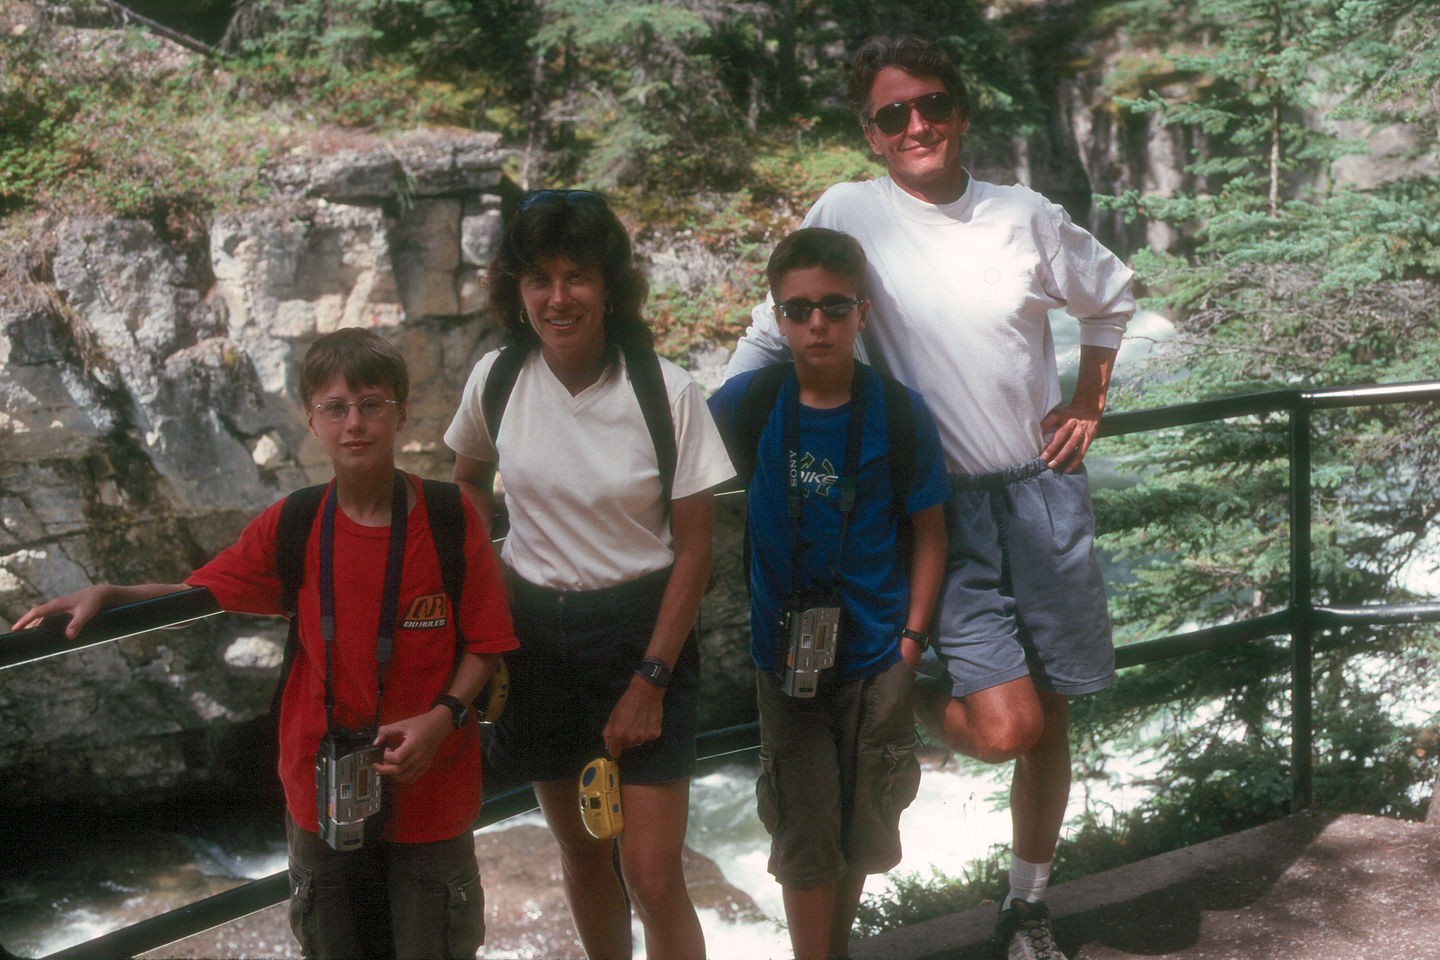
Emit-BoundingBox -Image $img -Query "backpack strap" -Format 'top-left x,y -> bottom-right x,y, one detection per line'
480,346 -> 529,443
730,365 -> 922,585
877,373 -> 917,517
420,478 -> 469,662
620,340 -> 677,505
482,342 -> 678,508
728,363 -> 791,486
270,483 -> 329,718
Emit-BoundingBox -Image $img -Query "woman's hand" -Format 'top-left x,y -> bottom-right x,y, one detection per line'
602,675 -> 665,757
373,708 -> 452,784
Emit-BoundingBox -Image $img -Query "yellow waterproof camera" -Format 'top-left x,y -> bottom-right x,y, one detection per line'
477,659 -> 509,723
578,756 -> 624,839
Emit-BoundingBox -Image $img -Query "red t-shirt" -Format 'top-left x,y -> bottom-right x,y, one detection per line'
187,474 -> 518,842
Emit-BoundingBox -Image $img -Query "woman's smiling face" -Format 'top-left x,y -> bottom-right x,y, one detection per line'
518,256 -> 609,365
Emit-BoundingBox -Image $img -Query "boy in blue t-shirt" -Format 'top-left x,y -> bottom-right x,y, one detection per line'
709,227 -> 949,960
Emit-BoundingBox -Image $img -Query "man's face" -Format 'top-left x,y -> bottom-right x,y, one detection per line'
862,66 -> 968,202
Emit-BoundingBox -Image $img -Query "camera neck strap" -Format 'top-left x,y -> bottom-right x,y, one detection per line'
318,469 -> 409,735
782,362 -> 868,596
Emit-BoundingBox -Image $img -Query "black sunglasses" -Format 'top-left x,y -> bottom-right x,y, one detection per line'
518,189 -> 608,213
868,92 -> 957,136
775,296 -> 866,323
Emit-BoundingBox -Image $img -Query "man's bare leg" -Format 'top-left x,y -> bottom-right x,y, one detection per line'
1011,691 -> 1070,867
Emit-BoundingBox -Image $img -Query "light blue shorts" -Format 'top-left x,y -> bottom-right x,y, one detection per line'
931,458 -> 1114,699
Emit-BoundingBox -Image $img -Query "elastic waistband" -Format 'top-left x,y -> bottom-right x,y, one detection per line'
950,456 -> 1049,491
509,565 -> 672,614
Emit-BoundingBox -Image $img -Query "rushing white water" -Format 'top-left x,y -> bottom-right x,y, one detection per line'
475,741 -> 1169,960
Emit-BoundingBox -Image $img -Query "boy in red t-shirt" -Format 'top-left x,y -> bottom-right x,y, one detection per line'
13,328 -> 518,959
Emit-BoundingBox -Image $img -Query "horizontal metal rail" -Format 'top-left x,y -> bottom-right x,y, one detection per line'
4,379 -> 1438,960
1097,380 -> 1440,438
0,588 -> 222,671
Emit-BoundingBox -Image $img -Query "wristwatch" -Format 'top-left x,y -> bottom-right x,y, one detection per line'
432,693 -> 470,729
899,628 -> 932,651
634,657 -> 673,689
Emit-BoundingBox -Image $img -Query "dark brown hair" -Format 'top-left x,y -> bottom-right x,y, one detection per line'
846,34 -> 969,126
299,327 -> 409,406
488,190 -> 652,354
766,227 -> 869,301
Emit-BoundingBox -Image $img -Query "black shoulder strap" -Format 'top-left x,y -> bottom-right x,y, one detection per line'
621,340 -> 677,505
481,343 -> 676,507
481,346 -> 529,443
420,478 -> 469,658
729,363 -> 791,487
277,483 -> 328,616
270,483 -> 329,718
877,372 -> 917,514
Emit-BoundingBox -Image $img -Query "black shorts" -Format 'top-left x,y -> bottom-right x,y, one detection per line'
490,567 -> 700,785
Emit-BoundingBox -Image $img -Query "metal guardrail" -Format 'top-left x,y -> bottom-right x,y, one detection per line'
2,380 -> 1438,959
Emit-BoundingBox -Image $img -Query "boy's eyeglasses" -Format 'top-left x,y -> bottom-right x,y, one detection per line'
775,297 -> 867,323
868,92 -> 956,136
518,189 -> 608,213
312,397 -> 401,422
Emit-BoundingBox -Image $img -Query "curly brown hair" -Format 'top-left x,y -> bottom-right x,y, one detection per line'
488,190 -> 652,356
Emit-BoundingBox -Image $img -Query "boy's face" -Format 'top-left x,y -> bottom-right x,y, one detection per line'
306,376 -> 406,474
774,265 -> 868,376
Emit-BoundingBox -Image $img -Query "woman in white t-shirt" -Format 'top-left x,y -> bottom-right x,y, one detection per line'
445,190 -> 733,960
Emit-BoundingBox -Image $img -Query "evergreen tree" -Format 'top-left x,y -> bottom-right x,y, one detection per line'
1085,0 -> 1440,833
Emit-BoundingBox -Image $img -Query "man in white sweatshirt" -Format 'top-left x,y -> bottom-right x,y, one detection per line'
725,34 -> 1135,960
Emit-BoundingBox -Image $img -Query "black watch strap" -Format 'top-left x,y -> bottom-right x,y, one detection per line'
900,628 -> 932,651
635,657 -> 673,689
432,693 -> 469,729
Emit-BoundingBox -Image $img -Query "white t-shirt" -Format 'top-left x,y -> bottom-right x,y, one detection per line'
728,173 -> 1136,476
445,348 -> 735,591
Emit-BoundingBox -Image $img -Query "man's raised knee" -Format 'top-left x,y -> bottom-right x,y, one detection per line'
959,707 -> 1044,762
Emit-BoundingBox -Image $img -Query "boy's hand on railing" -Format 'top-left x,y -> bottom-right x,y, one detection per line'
11,585 -> 112,638
373,709 -> 451,784
603,677 -> 664,758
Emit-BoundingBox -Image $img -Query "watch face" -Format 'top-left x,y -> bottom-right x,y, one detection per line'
638,660 -> 671,687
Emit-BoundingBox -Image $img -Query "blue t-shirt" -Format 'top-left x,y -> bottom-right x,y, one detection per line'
709,364 -> 949,681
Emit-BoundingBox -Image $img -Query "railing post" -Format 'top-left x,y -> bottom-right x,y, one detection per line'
1289,401 -> 1314,810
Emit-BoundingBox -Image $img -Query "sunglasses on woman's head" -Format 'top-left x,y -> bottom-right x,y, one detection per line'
518,189 -> 609,213
868,92 -> 957,136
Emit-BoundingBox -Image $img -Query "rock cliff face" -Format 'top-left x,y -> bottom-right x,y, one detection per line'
0,131 -> 507,806
0,130 -> 754,808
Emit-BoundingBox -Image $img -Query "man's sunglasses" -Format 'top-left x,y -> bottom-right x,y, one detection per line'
518,189 -> 608,213
868,92 -> 957,136
775,296 -> 866,323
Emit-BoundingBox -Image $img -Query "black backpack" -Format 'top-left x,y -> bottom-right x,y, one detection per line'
724,362 -> 918,509
480,341 -> 677,506
722,362 -> 922,582
269,477 -> 468,714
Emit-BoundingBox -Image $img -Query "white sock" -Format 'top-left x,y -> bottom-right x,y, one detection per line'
1002,855 -> 1050,909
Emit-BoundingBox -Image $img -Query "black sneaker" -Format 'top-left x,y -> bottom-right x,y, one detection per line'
993,899 -> 1067,960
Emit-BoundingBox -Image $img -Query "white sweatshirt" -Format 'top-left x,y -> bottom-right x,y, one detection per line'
728,173 -> 1135,476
